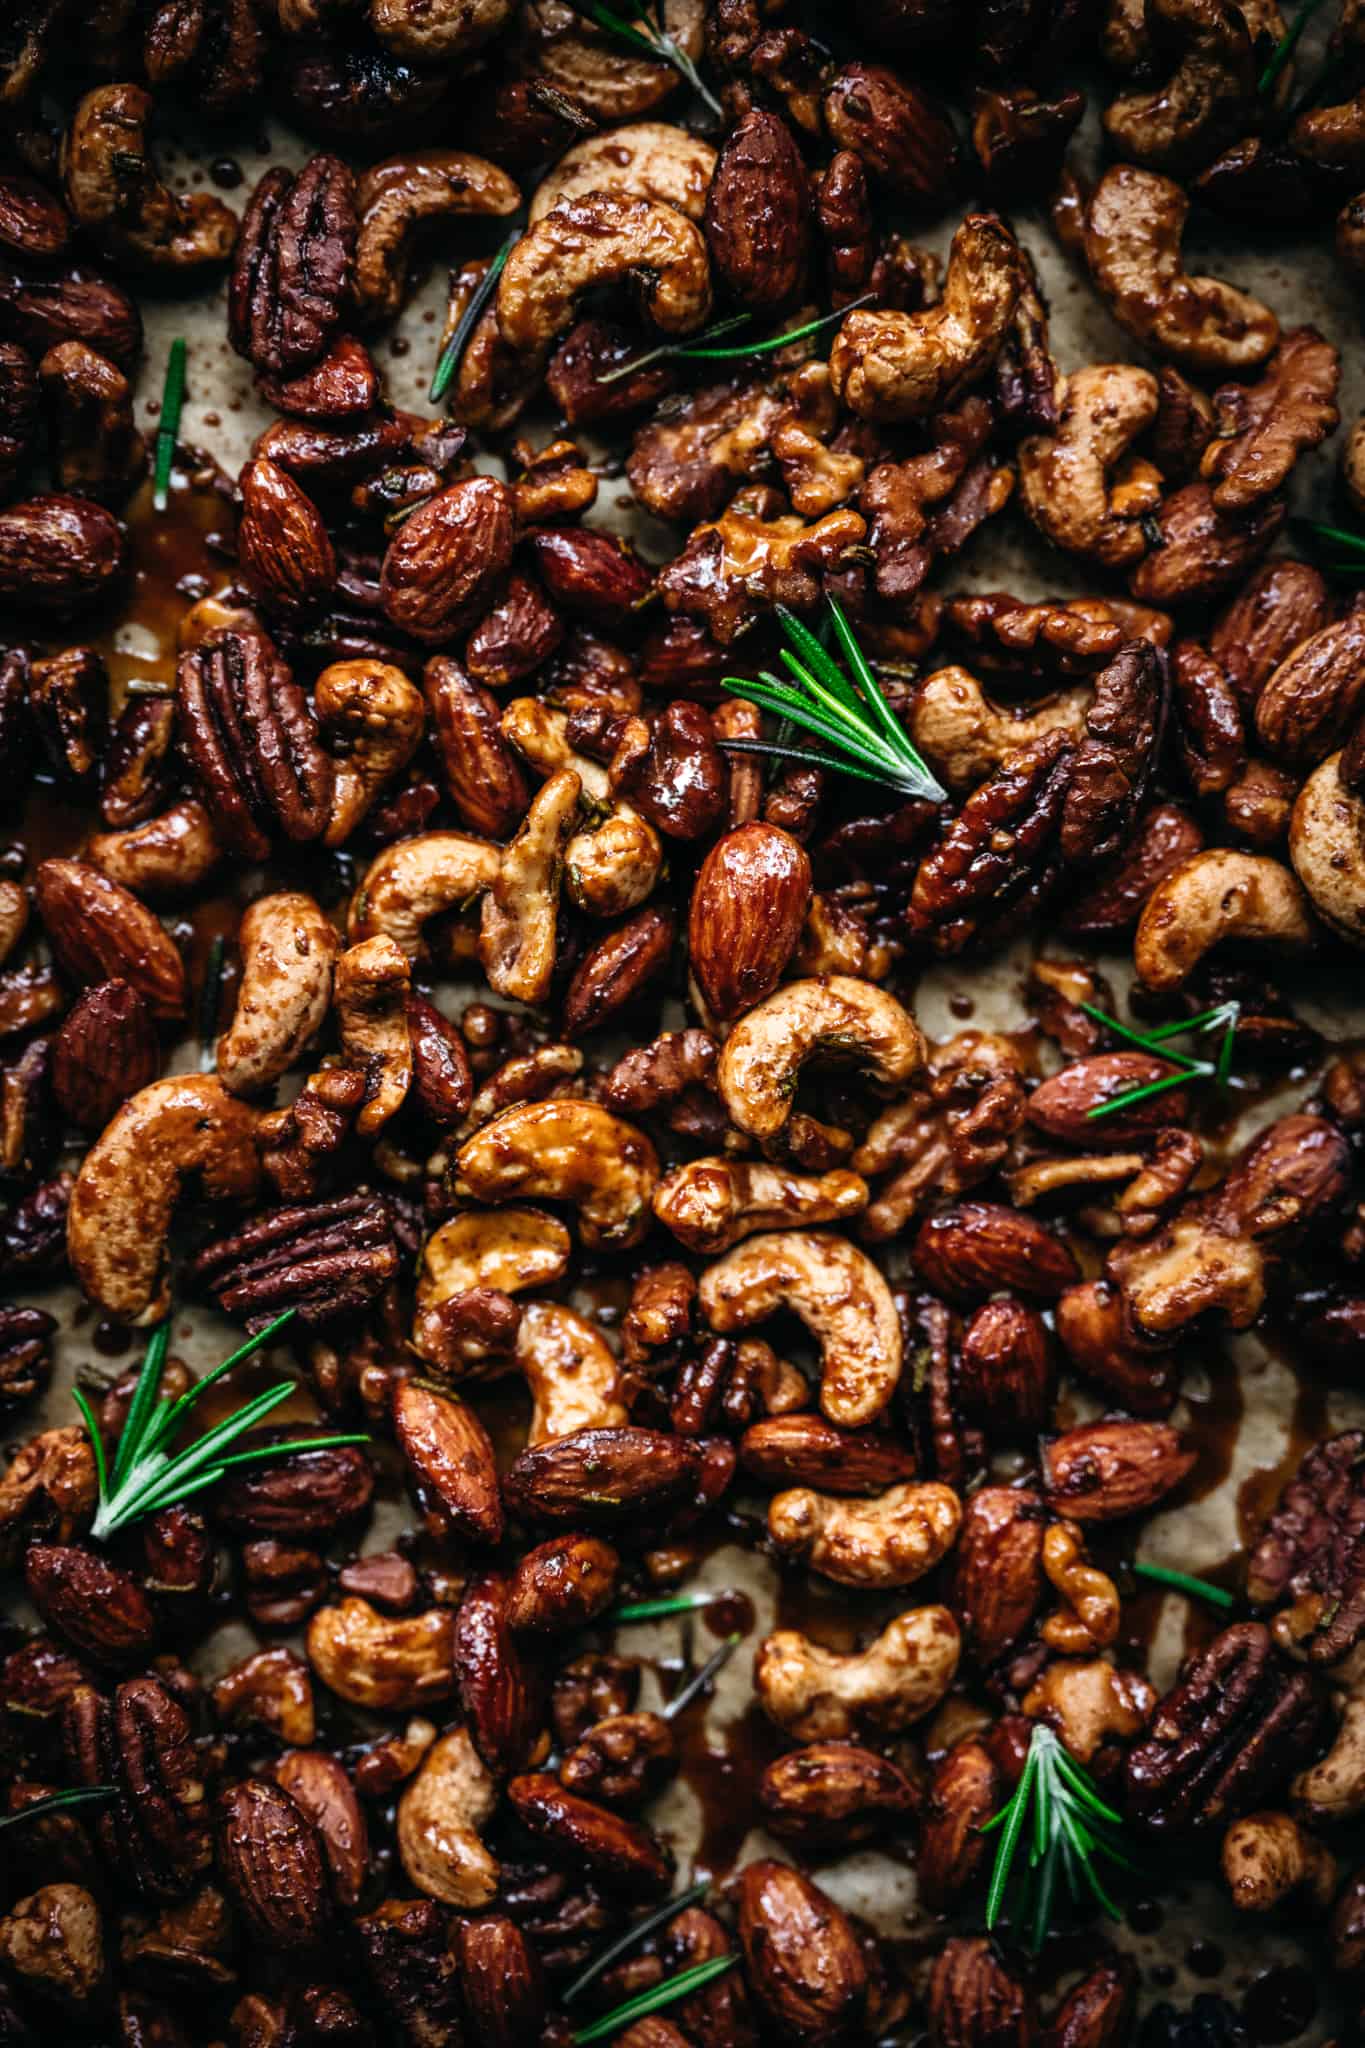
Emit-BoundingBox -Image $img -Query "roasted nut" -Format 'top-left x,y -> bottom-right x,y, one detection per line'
1246,1431 -> 1365,1664
928,1936 -> 1034,2048
1256,611 -> 1365,767
1018,363 -> 1160,568
769,1479 -> 960,1587
0,1427 -> 95,1567
1221,1809 -> 1336,1912
193,1190 -> 399,1332
479,768 -> 579,1004
353,151 -> 519,323
213,1644 -> 316,1746
394,1378 -> 503,1549
456,1915 -> 546,2048
306,1598 -> 456,1711
1101,0 -> 1255,175
316,658 -> 425,847
531,122 -> 716,222
503,1425 -> 703,1527
505,1534 -> 620,1634
759,1740 -> 916,1847
228,155 -> 356,373
739,1414 -> 917,1494
1044,1956 -> 1136,2048
349,830 -> 502,961
423,656 -> 530,842
955,1299 -> 1054,1439
62,83 -> 237,272
51,979 -> 158,1130
381,478 -> 516,644
270,1750 -> 369,1912
34,859 -> 185,1021
507,1773 -> 672,1895
737,1859 -> 868,2042
0,1884 -> 105,2012
756,1605 -> 960,1737
496,193 -> 712,361
917,1738 -> 1000,1909
217,893 -> 337,1098
0,494 -> 125,615
1045,1421 -> 1194,1522
1134,849 -> 1314,990
454,1570 -> 547,1774
208,1427 -> 374,1539
1199,328 -> 1340,510
26,1544 -> 157,1671
913,1202 -> 1079,1303
40,339 -> 146,504
949,1484 -> 1046,1663
559,1709 -> 675,1806
686,822 -> 812,1022
704,109 -> 809,312
413,1205 -> 569,1372
656,1156 -> 868,1256
718,975 -> 923,1140
394,1722 -> 501,1907
823,61 -> 960,209
1289,751 -> 1365,944
454,1099 -> 658,1249
177,623 -> 334,860
63,1674 -> 211,1899
217,1779 -> 330,1953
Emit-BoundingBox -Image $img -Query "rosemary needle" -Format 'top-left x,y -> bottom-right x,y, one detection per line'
429,230 -> 518,405
982,1722 -> 1137,1952
610,1590 -> 721,1622
0,1787 -> 117,1832
1131,1561 -> 1236,1608
1259,0 -> 1330,92
563,1880 -> 710,2003
594,296 -> 873,386
153,337 -> 187,513
571,1956 -> 737,2044
662,1633 -> 741,1721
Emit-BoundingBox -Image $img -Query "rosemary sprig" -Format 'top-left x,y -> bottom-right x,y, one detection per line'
609,1590 -> 720,1622
0,1787 -> 117,1831
570,1955 -> 737,2044
1079,1000 -> 1241,1120
153,337 -> 187,513
594,296 -> 873,387
661,1632 -> 742,1720
72,1310 -> 368,1541
567,0 -> 723,118
429,229 -> 520,405
982,1722 -> 1137,1953
1131,1561 -> 1236,1608
564,1880 -> 710,2003
1259,0 -> 1329,92
1295,517 -> 1365,578
721,598 -> 947,802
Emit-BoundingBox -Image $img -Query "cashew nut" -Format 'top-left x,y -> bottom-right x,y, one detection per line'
454,1099 -> 659,1249
86,799 -> 224,901
908,667 -> 1094,792
354,152 -> 521,324
1294,1654 -> 1365,1824
349,831 -> 502,960
371,0 -> 515,61
524,0 -> 707,123
529,123 -> 717,223
413,1207 -> 572,1370
1040,1521 -> 1121,1653
1133,849 -> 1315,989
334,935 -> 413,1137
217,893 -> 339,1098
1018,363 -> 1162,568
717,976 -> 925,1142
1022,1657 -> 1156,1764
699,1230 -> 903,1428
306,1598 -> 456,1710
829,215 -> 1022,422
503,697 -> 662,917
67,1075 -> 261,1322
653,1157 -> 869,1254
315,661 -> 425,847
1290,753 -> 1365,946
396,1725 -> 499,1909
518,1300 -> 629,1444
1221,1811 -> 1336,1912
496,193 -> 712,359
1102,0 -> 1255,175
755,1606 -> 961,1738
768,1481 -> 962,1589
62,84 -> 237,271
0,1885 -> 105,2011
1084,165 -> 1279,374
479,767 -> 580,1004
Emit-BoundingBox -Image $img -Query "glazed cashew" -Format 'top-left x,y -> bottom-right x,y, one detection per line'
67,1076 -> 261,1322
413,1207 -> 572,1370
524,0 -> 707,123
62,84 -> 237,271
1022,1658 -> 1156,1764
1017,364 -> 1162,569
396,1726 -> 499,1909
306,1598 -> 455,1711
699,1230 -> 903,1428
653,1158 -> 869,1254
1133,850 -> 1315,990
1290,753 -> 1365,946
349,832 -> 502,960
1221,1812 -> 1336,1912
315,661 -> 425,848
334,935 -> 413,1137
768,1481 -> 962,1589
755,1606 -> 961,1738
502,698 -> 662,917
530,123 -> 716,223
371,0 -> 515,61
217,893 -> 339,1098
717,976 -> 925,1142
518,1300 -> 629,1444
479,768 -> 581,1005
829,215 -> 1022,423
454,1099 -> 659,1249
1084,166 -> 1279,375
86,799 -> 224,901
496,193 -> 712,359
1294,1653 -> 1365,1824
1040,1522 -> 1121,1653
909,668 -> 1094,792
353,153 -> 521,324
0,1885 -> 105,2011
1102,0 -> 1255,175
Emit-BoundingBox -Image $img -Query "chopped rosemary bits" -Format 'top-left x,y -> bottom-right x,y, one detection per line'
1079,999 -> 1241,1119
0,1787 -> 118,1832
595,296 -> 873,386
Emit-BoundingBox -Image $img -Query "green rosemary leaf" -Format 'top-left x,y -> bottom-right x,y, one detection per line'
661,1633 -> 741,1721
593,312 -> 752,385
71,1385 -> 109,1502
564,1881 -> 711,2003
113,1321 -> 170,1490
982,1724 -> 1135,1952
776,604 -> 869,723
826,595 -> 940,784
0,1787 -> 118,1832
778,646 -> 882,750
1131,1561 -> 1236,1608
429,230 -> 518,405
1259,0 -> 1329,92
716,735 -> 912,792
153,338 -> 187,513
984,1750 -> 1033,1927
1049,1749 -> 1125,1827
1086,1067 -> 1205,1120
571,1956 -> 737,2044
153,1308 -> 298,1443
680,296 -> 871,359
1077,1001 -> 1205,1069
1213,1004 -> 1242,1088
725,677 -> 921,783
610,1592 -> 717,1622
211,1433 -> 371,1471
1297,517 -> 1365,559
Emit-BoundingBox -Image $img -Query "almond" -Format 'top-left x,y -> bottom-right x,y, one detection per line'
562,907 -> 675,1041
704,109 -> 810,313
217,1778 -> 332,1952
1044,1419 -> 1195,1522
51,978 -> 159,1128
453,1573 -> 546,1775
525,526 -> 650,629
688,822 -> 812,1021
1027,1051 -> 1191,1144
381,477 -> 515,643
25,1543 -> 158,1671
737,1858 -> 868,2041
739,1414 -> 918,1495
34,859 -> 186,1019
393,1379 -> 503,1549
236,454 -> 336,614
506,1772 -> 672,1895
503,1426 -> 703,1528
949,1484 -> 1046,1664
912,1200 -> 1080,1303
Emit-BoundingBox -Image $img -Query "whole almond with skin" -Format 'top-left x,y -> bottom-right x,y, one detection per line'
562,906 -> 675,1040
507,1773 -> 672,1895
456,1916 -> 546,2048
35,859 -> 186,1019
739,1415 -> 918,1495
381,477 -> 516,643
504,1534 -> 620,1635
217,1777 -> 333,1952
1027,1051 -> 1191,1144
737,1858 -> 868,2042
913,1200 -> 1080,1303
454,1573 -> 546,1775
236,455 -> 336,615
393,1379 -> 503,1548
688,822 -> 812,1021
422,655 -> 530,839
25,1543 -> 158,1670
51,977 -> 159,1128
705,109 -> 810,313
949,1484 -> 1047,1663
503,1426 -> 704,1527
1044,1420 -> 1195,1522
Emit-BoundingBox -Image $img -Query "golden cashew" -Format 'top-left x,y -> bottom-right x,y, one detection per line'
397,1726 -> 499,1909
496,192 -> 712,358
755,1606 -> 961,1738
503,697 -> 662,917
1133,849 -> 1315,990
61,84 -> 237,271
529,123 -> 717,223
334,935 -> 413,1137
717,975 -> 925,1142
1221,1811 -> 1336,1912
413,1207 -> 572,1369
67,1075 -> 260,1323
454,1099 -> 659,1249
1022,1657 -> 1157,1764
1289,753 -> 1365,946
349,831 -> 502,960
354,152 -> 521,323
524,0 -> 707,122
1018,363 -> 1162,568
699,1229 -> 902,1428
1102,0 -> 1255,175
1084,165 -> 1279,374
653,1157 -> 869,1254
306,1598 -> 456,1711
908,667 -> 1094,792
518,1300 -> 629,1444
315,661 -> 426,848
216,893 -> 339,1099
829,215 -> 1023,423
768,1481 -> 962,1589
371,0 -> 515,61
1294,1663 -> 1365,1824
85,799 -> 224,901
479,767 -> 581,1004
0,1428 -> 97,1569
0,1885 -> 105,2011
1040,1522 -> 1120,1653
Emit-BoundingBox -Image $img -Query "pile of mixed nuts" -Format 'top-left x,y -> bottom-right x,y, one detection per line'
5,0 -> 1365,2041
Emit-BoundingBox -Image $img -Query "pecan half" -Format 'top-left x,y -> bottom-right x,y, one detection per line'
228,155 -> 358,375
192,1190 -> 400,1331
176,624 -> 334,860
1245,1431 -> 1365,1663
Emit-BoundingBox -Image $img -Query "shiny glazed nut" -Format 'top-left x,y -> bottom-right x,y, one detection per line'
653,1157 -> 868,1253
87,798 -> 223,901
700,1229 -> 903,1427
502,1425 -> 704,1527
237,455 -> 336,616
913,1201 -> 1080,1302
0,1884 -> 105,2011
412,1205 -> 571,1370
62,83 -> 237,270
272,1750 -> 369,1911
51,978 -> 159,1131
737,1858 -> 868,2042
26,1542 -> 157,1670
353,151 -> 520,322
559,1709 -> 676,1806
704,109 -> 809,312
314,660 -> 425,847
768,1479 -> 961,1587
453,1098 -> 659,1250
1041,1521 -> 1121,1652
516,1300 -> 629,1445
495,193 -> 712,358
928,1935 -> 1034,2048
217,1779 -> 331,1953
755,1605 -> 961,1737
758,1740 -> 917,1846
717,975 -> 924,1141
1255,612 -> 1365,765
908,666 -> 1093,793
529,123 -> 716,223
505,1534 -> 620,1634
371,0 -> 514,61
1289,752 -> 1365,945
1221,1809 -> 1336,1912
349,830 -> 502,960
1017,363 -> 1161,568
34,858 -> 186,1020
917,1739 -> 1000,1909
0,1427 -> 96,1567
688,821 -> 812,1021
506,1773 -> 672,1895
1133,849 -> 1315,989
0,494 -> 126,613
739,1414 -> 918,1495
949,1483 -> 1046,1662
1045,1421 -> 1195,1522
393,1378 -> 504,1548
216,892 -> 338,1098
397,1725 -> 499,1908
380,477 -> 516,644
334,934 -> 412,1135
306,1598 -> 456,1711
1101,0 -> 1255,175
479,768 -> 580,1003
213,1645 -> 316,1746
